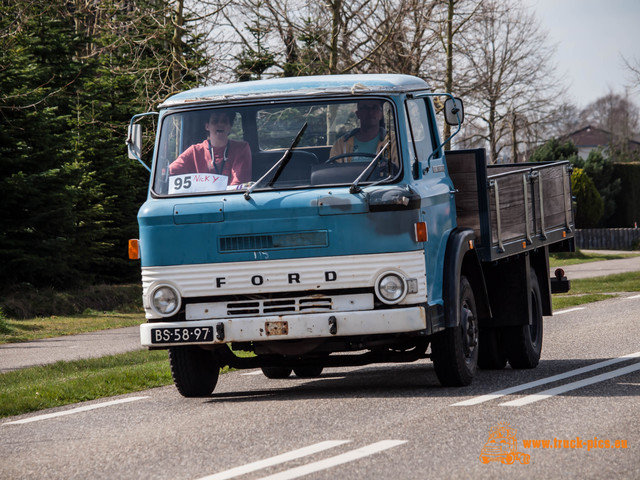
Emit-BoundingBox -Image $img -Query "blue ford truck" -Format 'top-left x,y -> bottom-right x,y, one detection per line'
127,74 -> 574,397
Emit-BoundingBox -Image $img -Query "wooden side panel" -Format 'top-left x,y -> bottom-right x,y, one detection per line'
446,151 -> 481,239
487,163 -> 573,248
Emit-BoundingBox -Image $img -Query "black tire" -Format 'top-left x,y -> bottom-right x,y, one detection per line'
168,346 -> 220,397
478,327 -> 507,369
261,366 -> 293,379
504,271 -> 543,369
431,275 -> 479,386
293,366 -> 324,378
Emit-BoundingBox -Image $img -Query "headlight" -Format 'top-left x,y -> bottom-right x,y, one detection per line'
150,285 -> 181,316
375,272 -> 407,304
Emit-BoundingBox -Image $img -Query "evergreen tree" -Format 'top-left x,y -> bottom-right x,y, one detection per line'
529,138 -> 581,164
0,0 -> 208,289
571,168 -> 603,228
581,149 -> 622,227
0,2 -> 104,288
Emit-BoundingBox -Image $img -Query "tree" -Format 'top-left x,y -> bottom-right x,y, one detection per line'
578,92 -> 640,161
529,138 -> 581,164
0,0 -> 209,289
571,168 -> 603,228
455,0 -> 563,163
0,1 -> 105,288
231,0 -> 277,80
581,149 -> 622,227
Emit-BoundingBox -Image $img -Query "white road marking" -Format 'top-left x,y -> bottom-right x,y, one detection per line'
197,441 -> 349,480
256,440 -> 407,480
553,307 -> 585,315
241,370 -> 264,376
2,396 -> 149,425
627,294 -> 640,299
501,361 -> 640,406
451,351 -> 640,406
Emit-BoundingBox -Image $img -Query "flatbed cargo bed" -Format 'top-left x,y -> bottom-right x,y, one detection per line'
446,149 -> 575,262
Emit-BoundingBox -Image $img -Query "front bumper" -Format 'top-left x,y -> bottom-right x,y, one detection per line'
140,306 -> 427,347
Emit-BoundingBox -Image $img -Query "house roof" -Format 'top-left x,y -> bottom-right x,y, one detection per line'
563,125 -> 640,150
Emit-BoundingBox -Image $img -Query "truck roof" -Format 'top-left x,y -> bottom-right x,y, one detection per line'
159,74 -> 431,108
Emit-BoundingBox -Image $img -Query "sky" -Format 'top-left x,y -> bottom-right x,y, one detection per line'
524,0 -> 640,108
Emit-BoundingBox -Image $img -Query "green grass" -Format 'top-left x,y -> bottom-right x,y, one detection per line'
0,350 -> 173,419
552,293 -> 617,310
549,250 -> 639,267
0,348 -> 254,419
566,271 -> 640,294
0,311 -> 144,344
551,272 -> 640,310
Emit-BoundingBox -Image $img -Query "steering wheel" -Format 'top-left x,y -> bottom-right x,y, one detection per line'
325,152 -> 377,164
323,152 -> 395,182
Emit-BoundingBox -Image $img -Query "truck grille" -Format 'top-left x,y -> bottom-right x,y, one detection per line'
219,231 -> 327,252
226,296 -> 333,316
184,293 -> 374,320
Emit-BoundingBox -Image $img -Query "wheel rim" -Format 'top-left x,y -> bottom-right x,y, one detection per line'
461,303 -> 478,360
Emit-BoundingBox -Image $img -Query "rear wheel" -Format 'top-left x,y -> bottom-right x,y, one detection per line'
431,275 -> 478,386
168,346 -> 220,397
261,366 -> 293,379
504,271 -> 543,368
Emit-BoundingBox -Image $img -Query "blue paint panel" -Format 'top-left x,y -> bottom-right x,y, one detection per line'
138,187 -> 420,267
173,202 -> 224,224
317,193 -> 369,216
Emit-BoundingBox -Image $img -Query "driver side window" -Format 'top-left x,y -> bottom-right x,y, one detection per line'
405,99 -> 433,177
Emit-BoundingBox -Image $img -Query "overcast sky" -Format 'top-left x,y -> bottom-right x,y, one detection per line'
524,0 -> 640,108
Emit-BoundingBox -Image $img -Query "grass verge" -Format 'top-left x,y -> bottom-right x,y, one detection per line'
0,350 -> 173,419
0,312 -> 144,344
0,348 -> 253,419
550,250 -> 639,267
552,293 -> 617,310
551,271 -> 640,310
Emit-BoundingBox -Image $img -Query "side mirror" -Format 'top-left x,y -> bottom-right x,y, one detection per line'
127,123 -> 142,160
444,97 -> 464,126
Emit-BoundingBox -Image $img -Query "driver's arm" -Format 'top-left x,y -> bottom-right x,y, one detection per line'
329,135 -> 349,162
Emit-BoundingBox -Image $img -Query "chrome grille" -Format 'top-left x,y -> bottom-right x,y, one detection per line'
226,296 -> 333,316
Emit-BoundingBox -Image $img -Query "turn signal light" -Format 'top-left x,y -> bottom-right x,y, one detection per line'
128,239 -> 140,260
415,222 -> 428,242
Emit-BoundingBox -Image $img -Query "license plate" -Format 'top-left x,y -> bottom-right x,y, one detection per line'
151,326 -> 214,344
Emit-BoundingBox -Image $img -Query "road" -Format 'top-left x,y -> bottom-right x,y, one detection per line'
2,292 -> 639,479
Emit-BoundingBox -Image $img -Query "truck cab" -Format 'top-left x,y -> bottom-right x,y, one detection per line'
129,74 -> 573,397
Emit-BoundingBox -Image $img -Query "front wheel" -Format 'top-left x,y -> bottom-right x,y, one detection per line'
503,271 -> 543,369
431,275 -> 479,386
168,346 -> 220,397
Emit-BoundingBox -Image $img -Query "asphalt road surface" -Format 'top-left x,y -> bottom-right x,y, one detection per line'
2,292 -> 639,479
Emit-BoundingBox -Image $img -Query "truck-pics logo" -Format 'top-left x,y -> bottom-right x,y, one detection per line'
480,423 -> 531,465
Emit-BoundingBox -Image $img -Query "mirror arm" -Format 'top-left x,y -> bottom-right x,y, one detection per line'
426,113 -> 462,172
127,112 -> 158,173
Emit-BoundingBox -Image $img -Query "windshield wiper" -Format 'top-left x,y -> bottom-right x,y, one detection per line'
349,141 -> 390,194
244,122 -> 308,200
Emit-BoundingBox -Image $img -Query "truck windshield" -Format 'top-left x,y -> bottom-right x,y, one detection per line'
152,98 -> 401,196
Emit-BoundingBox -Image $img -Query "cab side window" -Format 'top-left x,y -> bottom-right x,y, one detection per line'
405,99 -> 435,177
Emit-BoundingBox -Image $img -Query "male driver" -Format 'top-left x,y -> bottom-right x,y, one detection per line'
330,99 -> 398,169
